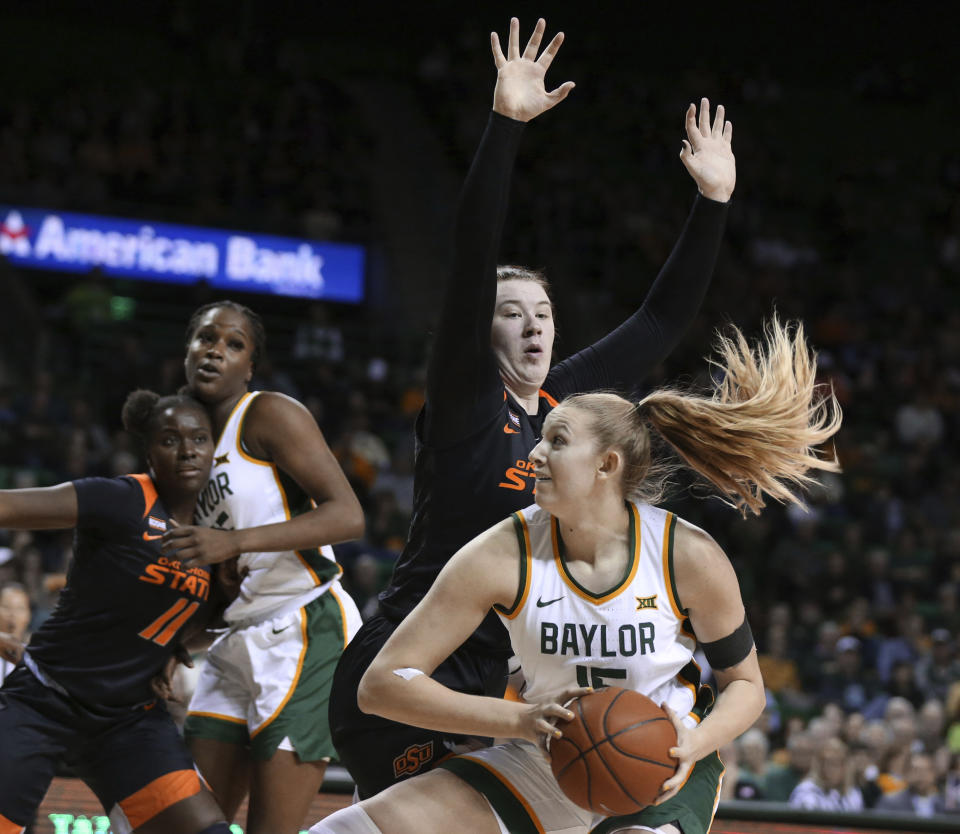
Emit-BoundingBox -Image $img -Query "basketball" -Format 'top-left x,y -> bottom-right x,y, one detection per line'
549,686 -> 678,815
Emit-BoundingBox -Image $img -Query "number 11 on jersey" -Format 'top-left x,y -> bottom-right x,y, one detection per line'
139,599 -> 200,646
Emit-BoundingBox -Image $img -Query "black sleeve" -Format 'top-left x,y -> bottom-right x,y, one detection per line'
544,194 -> 729,399
73,476 -> 142,536
423,111 -> 526,447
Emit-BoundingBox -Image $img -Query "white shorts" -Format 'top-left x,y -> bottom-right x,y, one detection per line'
444,740 -> 596,834
185,581 -> 362,760
441,739 -> 724,834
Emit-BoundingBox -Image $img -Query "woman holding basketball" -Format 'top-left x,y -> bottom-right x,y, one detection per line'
312,316 -> 841,834
161,300 -> 365,834
329,16 -> 737,799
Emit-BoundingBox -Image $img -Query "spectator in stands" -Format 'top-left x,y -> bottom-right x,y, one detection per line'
14,373 -> 65,472
847,736 -> 884,809
917,698 -> 948,756
842,711 -> 865,746
859,721 -> 893,773
821,548 -> 857,620
944,751 -> 960,814
789,736 -> 864,811
373,445 -> 415,516
863,547 -> 896,617
895,391 -> 945,448
717,740 -> 742,802
0,581 -> 31,683
885,659 -> 925,709
366,489 -> 410,554
818,635 -> 882,715
874,610 -> 922,686
946,683 -> 960,754
839,596 -> 878,666
757,622 -> 802,700
932,582 -> 960,635
876,751 -> 947,816
735,728 -> 770,800
876,698 -> 919,796
916,628 -> 960,702
345,553 -> 385,622
765,729 -> 815,801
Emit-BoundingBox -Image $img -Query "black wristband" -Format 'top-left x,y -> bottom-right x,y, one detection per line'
701,615 -> 754,670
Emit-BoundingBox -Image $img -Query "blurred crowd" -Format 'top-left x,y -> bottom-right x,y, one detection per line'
2,5 -> 959,821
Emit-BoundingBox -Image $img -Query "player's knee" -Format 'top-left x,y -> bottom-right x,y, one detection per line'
308,804 -> 382,833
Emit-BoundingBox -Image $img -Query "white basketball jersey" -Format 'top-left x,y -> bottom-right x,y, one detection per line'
496,502 -> 713,726
194,391 -> 342,623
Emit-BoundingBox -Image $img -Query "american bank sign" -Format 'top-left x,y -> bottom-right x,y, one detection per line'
0,206 -> 365,302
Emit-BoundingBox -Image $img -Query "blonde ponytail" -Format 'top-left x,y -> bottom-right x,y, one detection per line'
640,315 -> 841,516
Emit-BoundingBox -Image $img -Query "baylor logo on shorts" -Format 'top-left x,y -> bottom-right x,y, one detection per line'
393,741 -> 434,778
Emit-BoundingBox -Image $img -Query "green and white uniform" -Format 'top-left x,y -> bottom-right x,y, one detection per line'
440,501 -> 723,834
185,392 -> 361,760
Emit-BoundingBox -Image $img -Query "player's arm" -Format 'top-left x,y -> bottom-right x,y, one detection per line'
359,517 -> 588,743
165,393 -> 364,567
655,519 -> 764,804
425,18 -> 574,446
0,483 -> 78,530
544,99 -> 734,399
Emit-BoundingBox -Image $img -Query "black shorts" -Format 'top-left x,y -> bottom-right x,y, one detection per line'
0,666 -> 202,831
328,613 -> 509,799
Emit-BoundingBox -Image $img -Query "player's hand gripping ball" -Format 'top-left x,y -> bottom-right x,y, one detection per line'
549,687 -> 678,814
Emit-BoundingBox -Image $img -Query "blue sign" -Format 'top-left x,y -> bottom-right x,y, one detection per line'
0,205 -> 365,303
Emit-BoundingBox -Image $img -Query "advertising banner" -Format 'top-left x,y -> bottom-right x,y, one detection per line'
0,206 -> 365,302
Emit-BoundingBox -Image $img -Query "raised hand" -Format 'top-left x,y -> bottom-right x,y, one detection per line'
491,17 -> 575,123
679,98 -> 736,203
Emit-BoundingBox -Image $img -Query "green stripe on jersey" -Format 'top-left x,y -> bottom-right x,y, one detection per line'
276,466 -> 339,583
552,504 -> 638,601
440,756 -> 542,834
495,514 -> 529,616
665,513 -> 685,613
677,659 -> 715,721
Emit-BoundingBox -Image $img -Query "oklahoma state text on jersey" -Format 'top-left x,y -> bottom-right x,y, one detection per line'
25,475 -> 212,708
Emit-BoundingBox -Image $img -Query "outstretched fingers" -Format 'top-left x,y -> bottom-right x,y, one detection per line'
507,16 -> 520,61
490,31 -> 506,69
522,17 -> 546,61
490,17 -> 576,121
711,103 -> 726,138
679,95 -> 736,200
547,79 -> 576,103
536,29 -> 565,71
684,102 -> 700,145
697,96 -> 711,137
